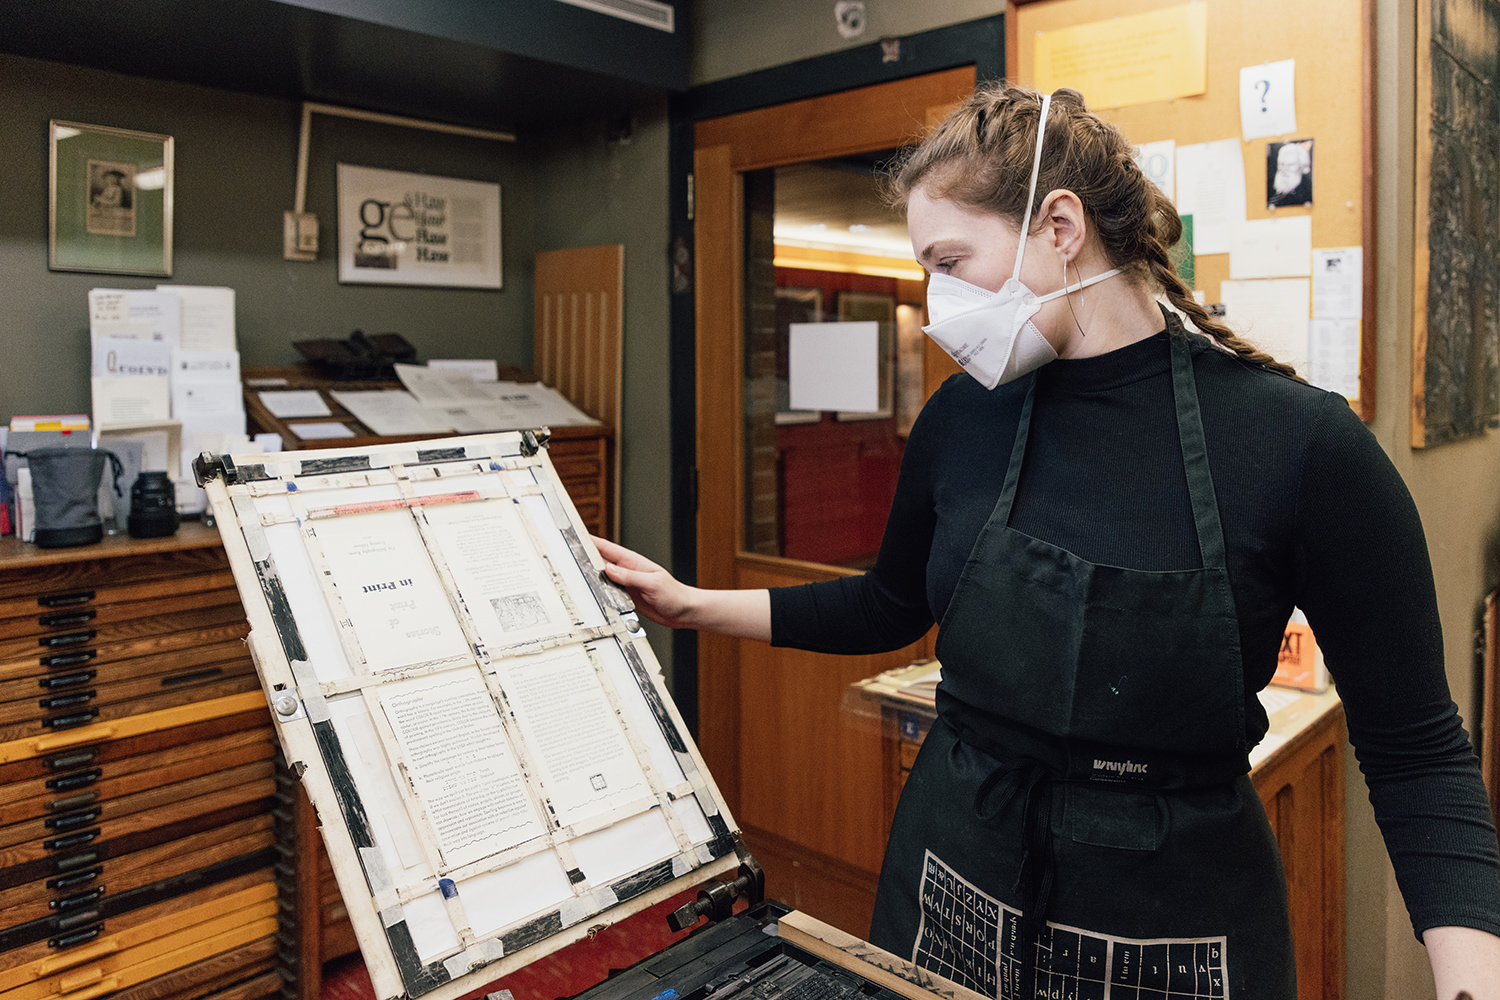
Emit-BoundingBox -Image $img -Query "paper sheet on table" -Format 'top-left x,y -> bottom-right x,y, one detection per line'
789,322 -> 879,413
1220,278 -> 1311,374
1239,60 -> 1297,141
92,376 -> 170,425
1229,216 -> 1312,279
290,421 -> 357,440
395,364 -> 489,406
471,383 -> 598,427
1175,139 -> 1247,256
427,359 -> 499,382
1312,248 -> 1363,319
1307,320 -> 1361,399
156,285 -> 236,350
1133,139 -> 1175,200
330,390 -> 451,436
88,289 -> 180,344
258,390 -> 331,419
91,338 -> 172,379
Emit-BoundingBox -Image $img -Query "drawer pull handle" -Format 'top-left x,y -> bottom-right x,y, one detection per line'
52,851 -> 101,872
161,668 -> 223,687
49,928 -> 104,951
39,592 -> 95,608
41,671 -> 97,690
46,808 -> 102,830
46,749 -> 99,770
40,631 -> 96,649
41,651 -> 97,669
40,691 -> 96,711
54,908 -> 102,932
46,830 -> 100,851
47,769 -> 102,791
48,791 -> 100,812
38,610 -> 97,628
42,710 -> 100,731
48,866 -> 101,890
52,886 -> 105,910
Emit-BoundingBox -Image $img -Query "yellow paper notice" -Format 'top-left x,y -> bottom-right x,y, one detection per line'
1034,4 -> 1207,109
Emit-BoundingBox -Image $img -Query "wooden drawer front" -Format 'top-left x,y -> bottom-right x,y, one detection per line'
0,815 -> 275,928
0,867 -> 274,979
4,894 -> 277,1000
106,938 -> 279,1000
2,727 -> 274,826
0,547 -> 230,603
0,710 -> 268,787
1,623 -> 252,685
0,673 -> 262,748
0,757 -> 275,852
0,603 -> 248,662
0,655 -> 255,730
0,581 -> 243,644
0,640 -> 249,705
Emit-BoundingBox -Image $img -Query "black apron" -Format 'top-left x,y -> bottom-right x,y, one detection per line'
868,333 -> 1294,1000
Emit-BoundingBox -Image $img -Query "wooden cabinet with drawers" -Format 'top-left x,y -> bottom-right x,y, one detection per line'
0,526 -> 280,1000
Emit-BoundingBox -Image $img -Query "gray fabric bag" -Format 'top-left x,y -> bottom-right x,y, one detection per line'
5,447 -> 123,548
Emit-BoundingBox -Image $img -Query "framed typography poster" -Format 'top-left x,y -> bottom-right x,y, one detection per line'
337,164 -> 502,289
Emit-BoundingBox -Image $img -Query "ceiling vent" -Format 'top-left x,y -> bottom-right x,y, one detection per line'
555,0 -> 674,32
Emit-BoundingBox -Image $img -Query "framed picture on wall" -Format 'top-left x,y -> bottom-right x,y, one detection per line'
337,164 -> 502,289
836,291 -> 895,421
49,121 -> 173,277
775,287 -> 823,424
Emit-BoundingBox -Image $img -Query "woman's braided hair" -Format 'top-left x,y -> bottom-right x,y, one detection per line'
886,83 -> 1301,380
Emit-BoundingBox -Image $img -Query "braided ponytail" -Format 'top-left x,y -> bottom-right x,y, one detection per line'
888,83 -> 1304,382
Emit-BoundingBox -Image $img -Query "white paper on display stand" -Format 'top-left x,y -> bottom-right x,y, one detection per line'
156,285 -> 236,351
88,289 -> 181,344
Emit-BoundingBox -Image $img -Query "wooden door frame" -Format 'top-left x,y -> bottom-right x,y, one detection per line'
691,66 -> 979,806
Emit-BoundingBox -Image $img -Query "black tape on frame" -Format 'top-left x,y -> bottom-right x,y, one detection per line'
383,918 -> 454,997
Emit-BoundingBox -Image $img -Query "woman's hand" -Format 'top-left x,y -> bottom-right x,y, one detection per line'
591,536 -> 772,642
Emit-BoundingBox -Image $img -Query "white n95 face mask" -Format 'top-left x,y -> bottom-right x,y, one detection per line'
921,92 -> 1121,390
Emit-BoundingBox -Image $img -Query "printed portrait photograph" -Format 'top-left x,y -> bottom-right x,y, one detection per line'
86,158 -> 138,236
1266,139 -> 1314,208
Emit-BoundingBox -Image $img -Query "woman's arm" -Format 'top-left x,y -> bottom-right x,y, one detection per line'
1425,925 -> 1500,1000
593,536 -> 771,641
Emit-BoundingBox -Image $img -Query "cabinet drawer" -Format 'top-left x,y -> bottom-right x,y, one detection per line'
0,640 -> 250,704
0,815 -> 274,927
0,710 -> 269,787
2,727 -> 274,825
0,604 -> 248,662
0,673 -> 261,746
0,657 -> 255,729
1,623 -> 251,685
0,581 -> 243,644
0,547 -> 230,603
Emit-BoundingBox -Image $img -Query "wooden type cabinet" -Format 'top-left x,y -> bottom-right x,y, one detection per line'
863,671 -> 1347,1000
0,526 -> 281,1000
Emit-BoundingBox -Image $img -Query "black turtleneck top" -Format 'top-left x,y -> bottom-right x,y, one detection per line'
769,322 -> 1500,939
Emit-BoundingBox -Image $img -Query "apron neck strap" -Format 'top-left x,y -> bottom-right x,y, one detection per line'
1170,332 -> 1229,570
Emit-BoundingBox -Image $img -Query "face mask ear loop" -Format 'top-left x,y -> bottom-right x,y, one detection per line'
1012,92 -> 1053,285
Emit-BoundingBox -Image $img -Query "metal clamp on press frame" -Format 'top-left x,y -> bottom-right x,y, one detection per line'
666,847 -> 765,932
192,451 -> 238,487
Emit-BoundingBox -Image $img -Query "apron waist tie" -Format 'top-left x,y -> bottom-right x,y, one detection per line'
973,758 -> 1056,999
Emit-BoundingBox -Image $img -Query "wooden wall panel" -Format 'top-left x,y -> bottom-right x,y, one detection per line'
535,244 -> 624,535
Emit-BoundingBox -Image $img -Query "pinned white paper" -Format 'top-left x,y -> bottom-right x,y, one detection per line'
1228,216 -> 1312,279
788,321 -> 879,413
1240,60 -> 1297,141
1312,247 -> 1363,319
1133,139 -> 1176,200
1307,319 -> 1361,398
1219,278 -> 1311,374
1174,140 -> 1247,255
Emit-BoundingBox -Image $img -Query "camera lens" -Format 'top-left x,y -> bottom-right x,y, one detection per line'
127,472 -> 179,538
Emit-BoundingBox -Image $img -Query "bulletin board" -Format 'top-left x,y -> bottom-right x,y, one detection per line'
1011,0 -> 1375,421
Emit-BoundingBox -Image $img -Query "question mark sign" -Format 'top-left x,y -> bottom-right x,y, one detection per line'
1256,79 -> 1271,112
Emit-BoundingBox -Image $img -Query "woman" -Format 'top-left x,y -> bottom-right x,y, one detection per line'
596,85 -> 1500,998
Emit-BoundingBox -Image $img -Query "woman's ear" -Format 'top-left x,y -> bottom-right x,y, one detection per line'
1036,188 -> 1087,262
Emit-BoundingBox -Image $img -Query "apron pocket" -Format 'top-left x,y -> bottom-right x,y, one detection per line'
1065,785 -> 1165,851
